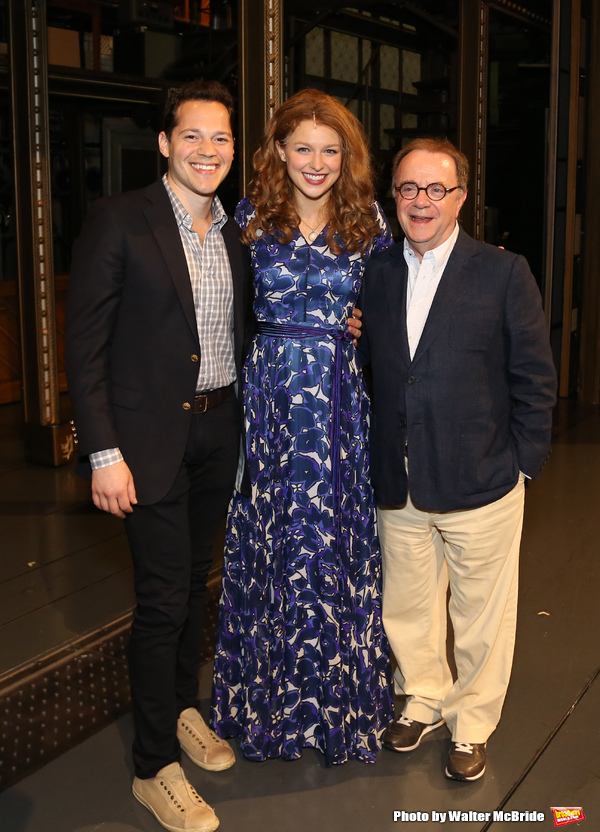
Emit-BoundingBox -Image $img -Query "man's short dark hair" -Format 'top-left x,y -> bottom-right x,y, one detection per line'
163,80 -> 235,138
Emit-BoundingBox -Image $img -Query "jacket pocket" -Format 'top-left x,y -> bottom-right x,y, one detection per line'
111,382 -> 141,410
459,419 -> 517,494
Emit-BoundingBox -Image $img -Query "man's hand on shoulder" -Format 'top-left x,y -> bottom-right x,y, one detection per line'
91,460 -> 137,518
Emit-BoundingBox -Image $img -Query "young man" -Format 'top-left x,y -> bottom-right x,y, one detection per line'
359,138 -> 556,782
66,81 -> 253,832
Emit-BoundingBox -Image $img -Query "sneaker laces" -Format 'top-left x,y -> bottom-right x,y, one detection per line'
454,742 -> 474,754
180,713 -> 223,744
397,715 -> 414,727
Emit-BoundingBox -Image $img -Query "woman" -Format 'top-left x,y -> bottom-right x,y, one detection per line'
211,89 -> 393,765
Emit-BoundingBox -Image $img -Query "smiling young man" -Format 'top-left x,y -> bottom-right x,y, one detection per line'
358,138 -> 556,782
66,81 -> 253,832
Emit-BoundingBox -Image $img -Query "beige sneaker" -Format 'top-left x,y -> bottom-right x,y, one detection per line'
177,708 -> 235,771
132,762 -> 219,832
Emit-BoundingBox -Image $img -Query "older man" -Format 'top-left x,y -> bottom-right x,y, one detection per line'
358,138 -> 556,781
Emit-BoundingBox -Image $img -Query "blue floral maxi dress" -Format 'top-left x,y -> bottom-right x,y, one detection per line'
211,198 -> 394,764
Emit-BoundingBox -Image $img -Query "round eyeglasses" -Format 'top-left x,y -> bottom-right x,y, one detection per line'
394,182 -> 462,201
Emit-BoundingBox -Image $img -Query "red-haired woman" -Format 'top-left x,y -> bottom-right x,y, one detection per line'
211,89 -> 393,764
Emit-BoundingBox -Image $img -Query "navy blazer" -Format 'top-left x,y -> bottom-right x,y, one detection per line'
65,179 -> 253,504
358,229 -> 557,511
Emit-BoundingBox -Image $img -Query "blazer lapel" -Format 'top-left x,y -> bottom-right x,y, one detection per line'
221,216 -> 247,362
143,181 -> 198,340
410,229 -> 480,366
383,245 -> 411,365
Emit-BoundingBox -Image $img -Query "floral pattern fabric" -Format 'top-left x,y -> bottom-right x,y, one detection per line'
211,198 -> 394,764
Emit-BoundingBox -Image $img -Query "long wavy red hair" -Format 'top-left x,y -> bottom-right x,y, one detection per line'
243,89 -> 380,255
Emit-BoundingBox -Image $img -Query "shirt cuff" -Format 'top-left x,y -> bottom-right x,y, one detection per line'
89,448 -> 124,469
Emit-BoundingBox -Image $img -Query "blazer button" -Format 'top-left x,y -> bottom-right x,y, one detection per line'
407,376 -> 415,384
399,419 -> 407,428
182,402 -> 191,410
191,354 -> 199,362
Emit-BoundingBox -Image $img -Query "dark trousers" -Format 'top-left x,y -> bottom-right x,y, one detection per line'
124,394 -> 240,779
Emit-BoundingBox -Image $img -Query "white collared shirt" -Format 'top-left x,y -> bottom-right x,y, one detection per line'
404,222 -> 460,360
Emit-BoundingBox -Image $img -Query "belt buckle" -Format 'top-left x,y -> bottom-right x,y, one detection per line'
195,394 -> 209,414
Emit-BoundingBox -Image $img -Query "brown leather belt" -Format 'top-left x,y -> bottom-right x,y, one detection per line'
192,383 -> 234,414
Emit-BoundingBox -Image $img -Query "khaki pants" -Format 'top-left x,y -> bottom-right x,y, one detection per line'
377,475 -> 525,743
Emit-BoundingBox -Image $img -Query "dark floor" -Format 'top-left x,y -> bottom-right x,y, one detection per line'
0,401 -> 133,676
0,401 -> 599,831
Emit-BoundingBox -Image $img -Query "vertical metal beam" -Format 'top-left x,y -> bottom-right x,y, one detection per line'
558,0 -> 581,397
579,1 -> 600,403
238,0 -> 283,194
9,0 -> 75,465
458,0 -> 488,241
265,0 -> 283,121
543,0 -> 561,327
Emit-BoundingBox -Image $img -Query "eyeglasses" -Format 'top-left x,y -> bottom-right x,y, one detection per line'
394,182 -> 462,201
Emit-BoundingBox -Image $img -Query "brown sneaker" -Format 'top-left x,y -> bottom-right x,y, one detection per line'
382,714 -> 445,752
132,762 -> 219,832
445,742 -> 487,781
178,708 -> 235,772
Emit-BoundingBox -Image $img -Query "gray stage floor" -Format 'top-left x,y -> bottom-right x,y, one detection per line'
1,403 -> 599,831
0,401 -> 133,676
